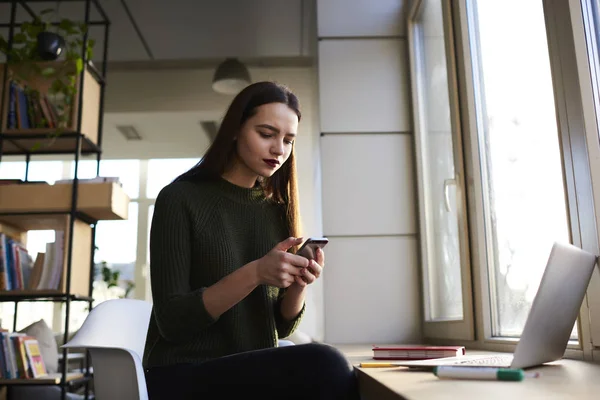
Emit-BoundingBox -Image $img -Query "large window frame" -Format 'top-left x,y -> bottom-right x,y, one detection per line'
408,0 -> 475,341
415,0 -> 600,360
573,0 -> 600,357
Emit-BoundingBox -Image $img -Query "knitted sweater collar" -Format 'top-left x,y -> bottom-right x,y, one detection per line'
212,176 -> 266,204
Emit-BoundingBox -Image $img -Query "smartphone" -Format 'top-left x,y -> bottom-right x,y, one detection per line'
297,237 -> 329,260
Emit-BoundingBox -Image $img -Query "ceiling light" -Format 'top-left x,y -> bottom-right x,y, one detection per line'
212,58 -> 251,95
116,125 -> 142,141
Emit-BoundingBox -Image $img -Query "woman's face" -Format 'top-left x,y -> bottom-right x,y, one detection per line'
234,102 -> 298,181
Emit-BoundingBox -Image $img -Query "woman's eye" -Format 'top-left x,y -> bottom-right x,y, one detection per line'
285,140 -> 294,145
259,132 -> 272,138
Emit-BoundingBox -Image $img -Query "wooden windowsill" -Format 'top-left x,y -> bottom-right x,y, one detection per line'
337,345 -> 600,400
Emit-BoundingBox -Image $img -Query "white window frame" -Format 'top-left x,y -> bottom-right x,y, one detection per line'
407,0 -> 475,342
421,0 -> 600,359
570,0 -> 600,357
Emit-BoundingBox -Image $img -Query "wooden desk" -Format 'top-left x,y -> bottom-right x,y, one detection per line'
337,345 -> 600,400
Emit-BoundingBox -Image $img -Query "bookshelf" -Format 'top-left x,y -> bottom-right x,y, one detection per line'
0,61 -> 102,149
0,60 -> 103,155
0,1 -> 114,399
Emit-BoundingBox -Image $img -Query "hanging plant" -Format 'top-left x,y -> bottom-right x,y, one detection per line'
0,8 -> 95,144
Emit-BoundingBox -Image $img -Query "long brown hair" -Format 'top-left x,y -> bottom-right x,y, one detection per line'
175,81 -> 303,239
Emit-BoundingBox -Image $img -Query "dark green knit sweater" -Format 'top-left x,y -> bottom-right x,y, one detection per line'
142,177 -> 305,368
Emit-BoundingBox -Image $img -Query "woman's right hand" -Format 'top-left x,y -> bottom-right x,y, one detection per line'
255,237 -> 310,288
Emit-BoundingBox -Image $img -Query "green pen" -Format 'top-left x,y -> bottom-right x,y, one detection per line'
433,366 -> 540,381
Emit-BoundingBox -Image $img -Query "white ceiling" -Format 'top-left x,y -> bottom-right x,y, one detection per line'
0,0 -> 315,63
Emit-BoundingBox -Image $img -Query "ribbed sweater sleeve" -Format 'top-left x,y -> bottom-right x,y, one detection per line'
274,289 -> 306,339
149,183 -> 217,343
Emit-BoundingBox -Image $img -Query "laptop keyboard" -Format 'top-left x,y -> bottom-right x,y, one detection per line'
453,355 -> 513,367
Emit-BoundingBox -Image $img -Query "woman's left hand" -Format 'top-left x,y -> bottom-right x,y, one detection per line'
293,247 -> 324,287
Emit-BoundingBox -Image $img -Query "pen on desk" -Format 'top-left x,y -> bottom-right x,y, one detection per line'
360,362 -> 401,368
433,366 -> 541,381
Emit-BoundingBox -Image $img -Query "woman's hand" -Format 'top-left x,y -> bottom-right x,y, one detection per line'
256,237 -> 310,288
293,247 -> 324,288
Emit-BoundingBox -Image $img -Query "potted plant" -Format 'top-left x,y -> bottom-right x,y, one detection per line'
0,8 -> 95,142
94,260 -> 136,301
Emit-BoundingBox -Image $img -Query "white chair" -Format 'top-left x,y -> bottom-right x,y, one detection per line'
62,299 -> 152,400
277,339 -> 295,347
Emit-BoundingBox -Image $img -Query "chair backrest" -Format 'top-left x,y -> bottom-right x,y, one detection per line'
63,299 -> 152,400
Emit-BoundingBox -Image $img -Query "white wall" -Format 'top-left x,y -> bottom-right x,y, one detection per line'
316,0 -> 421,344
102,65 -> 325,340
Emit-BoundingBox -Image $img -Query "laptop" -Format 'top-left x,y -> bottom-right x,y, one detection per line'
397,242 -> 598,369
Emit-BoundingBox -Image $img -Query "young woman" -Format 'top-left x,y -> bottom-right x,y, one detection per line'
143,81 -> 360,399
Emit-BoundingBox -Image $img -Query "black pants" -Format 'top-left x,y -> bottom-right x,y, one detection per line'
145,343 -> 361,400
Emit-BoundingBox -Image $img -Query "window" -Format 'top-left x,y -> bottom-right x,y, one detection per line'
95,202 -> 139,265
408,0 -> 474,340
442,0 -> 600,355
584,0 -> 600,137
579,0 -> 600,348
0,160 -> 63,183
74,159 -> 140,199
0,161 -> 26,179
146,158 -> 197,198
466,0 -> 571,338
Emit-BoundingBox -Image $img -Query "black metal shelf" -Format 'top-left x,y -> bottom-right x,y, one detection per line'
0,1 -> 109,398
0,0 -> 99,3
65,374 -> 93,389
0,132 -> 101,156
0,372 -> 89,386
0,210 -> 99,228
86,60 -> 105,85
0,292 -> 93,302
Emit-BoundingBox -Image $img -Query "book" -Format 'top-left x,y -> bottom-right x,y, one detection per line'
372,345 -> 466,360
12,335 -> 33,378
24,339 -> 47,378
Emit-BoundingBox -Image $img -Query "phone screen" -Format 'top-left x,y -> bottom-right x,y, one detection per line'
297,238 -> 329,260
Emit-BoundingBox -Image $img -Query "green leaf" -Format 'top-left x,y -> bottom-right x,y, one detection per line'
49,80 -> 64,94
0,36 -> 8,55
66,50 -> 78,60
22,22 -> 45,39
75,58 -> 84,73
59,19 -> 78,35
41,67 -> 56,77
12,33 -> 26,44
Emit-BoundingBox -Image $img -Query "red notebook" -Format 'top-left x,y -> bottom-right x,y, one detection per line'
372,345 -> 466,360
